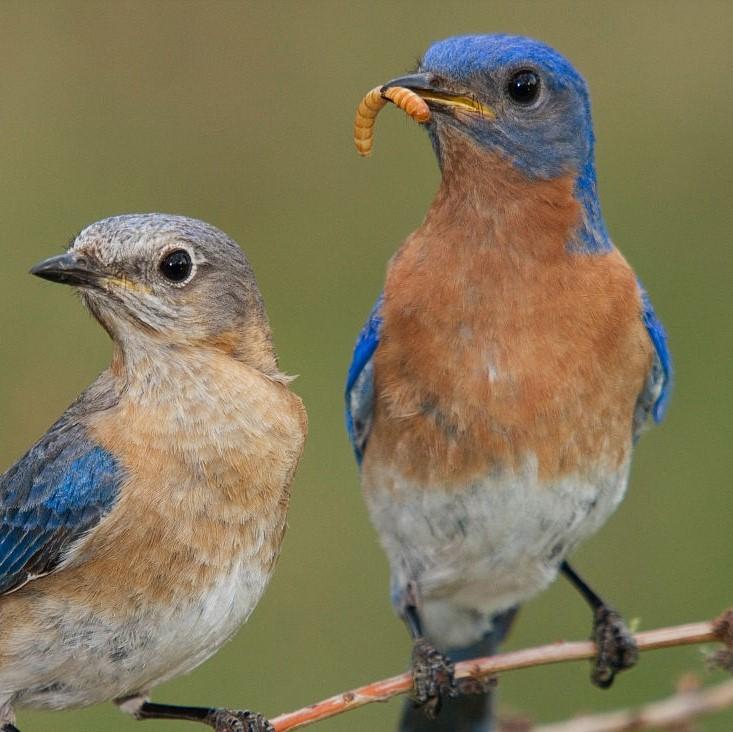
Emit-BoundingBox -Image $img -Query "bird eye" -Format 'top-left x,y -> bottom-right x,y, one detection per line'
159,249 -> 193,283
506,70 -> 540,105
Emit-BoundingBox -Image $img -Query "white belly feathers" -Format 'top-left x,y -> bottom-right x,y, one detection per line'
364,455 -> 630,649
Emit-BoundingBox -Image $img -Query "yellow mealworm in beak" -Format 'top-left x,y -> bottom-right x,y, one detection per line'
354,86 -> 431,157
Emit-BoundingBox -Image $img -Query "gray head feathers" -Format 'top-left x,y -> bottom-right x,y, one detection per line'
34,213 -> 277,373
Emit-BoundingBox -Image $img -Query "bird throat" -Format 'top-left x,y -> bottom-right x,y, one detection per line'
424,130 -> 583,259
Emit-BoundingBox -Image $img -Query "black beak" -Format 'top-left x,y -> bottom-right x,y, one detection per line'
30,252 -> 102,287
381,73 -> 494,119
381,72 -> 436,94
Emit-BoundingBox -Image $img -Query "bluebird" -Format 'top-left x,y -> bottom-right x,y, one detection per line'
345,35 -> 671,731
0,214 -> 307,732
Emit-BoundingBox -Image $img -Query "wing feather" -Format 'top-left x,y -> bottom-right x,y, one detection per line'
345,294 -> 384,463
634,283 -> 672,437
0,417 -> 122,595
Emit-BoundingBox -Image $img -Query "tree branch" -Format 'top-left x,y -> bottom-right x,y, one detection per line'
529,677 -> 733,732
269,609 -> 733,732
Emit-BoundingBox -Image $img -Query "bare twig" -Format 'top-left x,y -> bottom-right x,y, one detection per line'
269,609 -> 733,732
531,677 -> 733,732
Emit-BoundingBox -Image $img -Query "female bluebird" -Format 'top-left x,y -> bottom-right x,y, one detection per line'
345,35 -> 671,731
0,214 -> 307,732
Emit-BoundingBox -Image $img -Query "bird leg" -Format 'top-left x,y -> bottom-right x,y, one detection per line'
116,696 -> 273,732
561,561 -> 639,688
400,581 -> 457,718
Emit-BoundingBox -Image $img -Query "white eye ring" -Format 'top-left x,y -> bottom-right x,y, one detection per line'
158,244 -> 197,287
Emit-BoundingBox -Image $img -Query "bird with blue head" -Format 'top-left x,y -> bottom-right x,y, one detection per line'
0,214 -> 307,732
346,34 -> 671,732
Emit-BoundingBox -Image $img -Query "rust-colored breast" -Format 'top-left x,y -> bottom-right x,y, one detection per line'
364,154 -> 652,490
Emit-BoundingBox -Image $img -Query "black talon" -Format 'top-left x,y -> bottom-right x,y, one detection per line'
561,561 -> 638,688
127,700 -> 273,732
591,605 -> 639,688
208,709 -> 274,732
399,582 -> 459,718
454,674 -> 497,696
411,636 -> 457,718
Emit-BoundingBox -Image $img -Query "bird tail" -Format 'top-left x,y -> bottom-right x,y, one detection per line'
398,607 -> 518,732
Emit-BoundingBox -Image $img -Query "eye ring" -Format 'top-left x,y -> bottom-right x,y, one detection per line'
506,69 -> 541,105
158,247 -> 195,285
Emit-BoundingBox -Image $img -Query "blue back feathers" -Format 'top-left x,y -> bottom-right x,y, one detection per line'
0,417 -> 121,595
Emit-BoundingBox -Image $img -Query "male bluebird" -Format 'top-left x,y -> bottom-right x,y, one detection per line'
0,214 -> 307,732
345,35 -> 671,731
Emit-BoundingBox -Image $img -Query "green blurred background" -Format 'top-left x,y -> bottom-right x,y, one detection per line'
0,1 -> 731,730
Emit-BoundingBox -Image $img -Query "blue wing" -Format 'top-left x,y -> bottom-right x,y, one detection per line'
0,416 -> 122,595
345,294 -> 383,464
634,283 -> 673,436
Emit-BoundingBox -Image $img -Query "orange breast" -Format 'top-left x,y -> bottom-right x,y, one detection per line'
364,152 -> 652,489
56,354 -> 306,609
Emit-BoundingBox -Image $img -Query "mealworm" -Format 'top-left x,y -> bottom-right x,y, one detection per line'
354,86 -> 431,157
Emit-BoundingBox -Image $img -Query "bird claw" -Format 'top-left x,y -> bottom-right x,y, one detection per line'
454,674 -> 497,696
410,637 -> 457,718
590,606 -> 639,688
208,709 -> 274,732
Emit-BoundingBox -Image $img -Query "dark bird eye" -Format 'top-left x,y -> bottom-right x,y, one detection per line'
159,249 -> 192,283
506,70 -> 540,104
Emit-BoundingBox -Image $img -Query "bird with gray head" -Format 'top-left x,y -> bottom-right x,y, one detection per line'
0,213 -> 307,732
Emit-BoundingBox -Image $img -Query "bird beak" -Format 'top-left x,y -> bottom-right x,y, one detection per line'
30,251 -> 103,287
381,73 -> 494,119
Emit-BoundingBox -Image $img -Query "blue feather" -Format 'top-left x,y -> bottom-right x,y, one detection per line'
570,159 -> 613,254
420,34 -> 594,180
0,419 -> 122,595
418,34 -> 613,255
639,285 -> 673,423
345,294 -> 383,463
422,34 -> 585,85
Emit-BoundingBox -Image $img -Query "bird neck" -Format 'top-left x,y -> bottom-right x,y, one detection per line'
428,127 -> 611,256
109,320 -> 281,384
571,157 -> 612,253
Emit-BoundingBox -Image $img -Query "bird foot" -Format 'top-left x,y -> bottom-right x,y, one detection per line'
207,709 -> 274,732
591,605 -> 639,688
454,674 -> 498,696
410,637 -> 457,718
